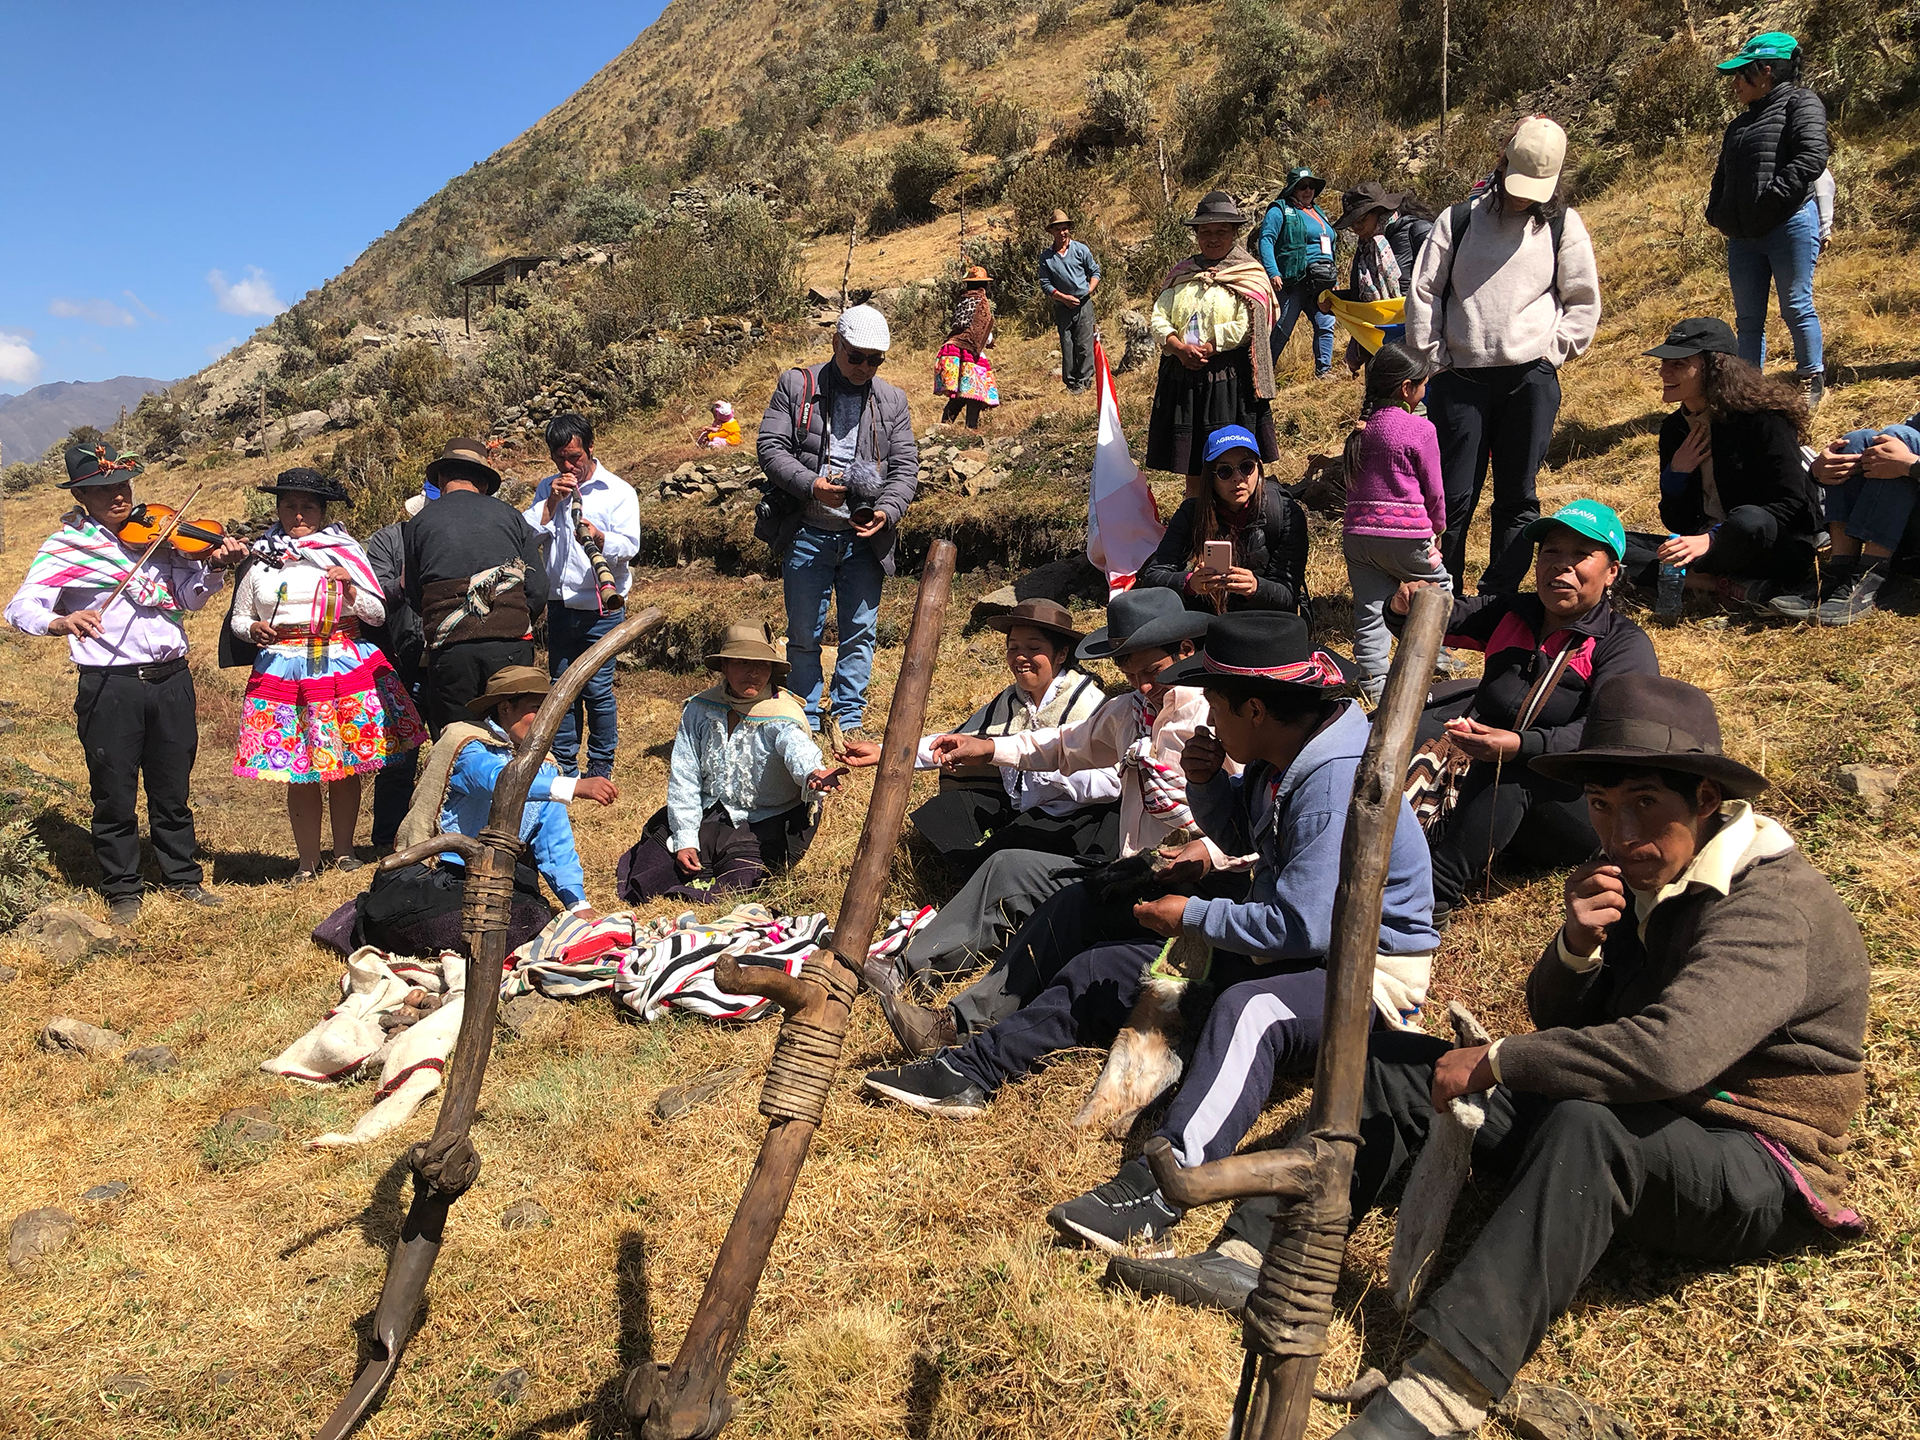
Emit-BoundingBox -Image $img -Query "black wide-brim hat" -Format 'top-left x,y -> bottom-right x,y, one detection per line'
257,467 -> 349,504
1161,610 -> 1352,692
62,442 -> 144,489
1077,588 -> 1212,661
1184,189 -> 1249,228
1529,673 -> 1767,798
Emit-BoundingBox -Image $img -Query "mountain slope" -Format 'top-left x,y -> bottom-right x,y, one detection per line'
0,376 -> 170,464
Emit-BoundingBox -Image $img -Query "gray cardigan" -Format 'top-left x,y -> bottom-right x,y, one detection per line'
755,362 -> 920,574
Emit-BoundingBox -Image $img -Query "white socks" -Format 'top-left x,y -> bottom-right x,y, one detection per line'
1217,1238 -> 1263,1270
1386,1341 -> 1491,1437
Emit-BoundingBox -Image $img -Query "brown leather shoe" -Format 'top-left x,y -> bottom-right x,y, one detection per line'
880,992 -> 958,1058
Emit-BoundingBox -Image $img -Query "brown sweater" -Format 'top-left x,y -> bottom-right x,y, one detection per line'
1497,810 -> 1869,1217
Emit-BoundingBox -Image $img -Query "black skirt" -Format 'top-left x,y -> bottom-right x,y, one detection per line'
1145,341 -> 1278,476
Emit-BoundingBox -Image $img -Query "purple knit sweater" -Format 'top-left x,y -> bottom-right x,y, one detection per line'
1344,405 -> 1448,539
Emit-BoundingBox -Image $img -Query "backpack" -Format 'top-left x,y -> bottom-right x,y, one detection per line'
1436,199 -> 1567,317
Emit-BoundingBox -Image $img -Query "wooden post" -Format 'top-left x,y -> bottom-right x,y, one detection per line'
629,540 -> 959,1440
1440,0 -> 1450,147
1158,138 -> 1172,207
840,219 -> 857,312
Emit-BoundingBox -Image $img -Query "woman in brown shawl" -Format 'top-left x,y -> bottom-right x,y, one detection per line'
936,267 -> 1000,430
1145,191 -> 1280,495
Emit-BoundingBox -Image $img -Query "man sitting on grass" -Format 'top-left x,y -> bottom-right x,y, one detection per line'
1112,674 -> 1869,1440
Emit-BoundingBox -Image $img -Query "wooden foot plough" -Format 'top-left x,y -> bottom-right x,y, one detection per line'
1143,585 -> 1450,1440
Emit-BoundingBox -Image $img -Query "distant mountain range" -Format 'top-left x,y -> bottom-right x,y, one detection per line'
0,376 -> 172,467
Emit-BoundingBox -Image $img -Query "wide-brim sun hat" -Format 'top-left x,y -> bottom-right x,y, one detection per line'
1283,165 -> 1327,199
424,437 -> 502,492
62,441 -> 145,489
256,467 -> 350,504
1334,180 -> 1397,230
1503,115 -> 1567,205
1642,317 -> 1738,360
1077,587 -> 1213,661
1718,30 -> 1799,70
705,620 -> 790,682
1522,499 -> 1626,563
1184,190 -> 1249,228
1046,209 -> 1073,229
1529,673 -> 1768,798
1161,611 -> 1351,692
465,664 -> 553,716
986,598 -> 1084,648
962,265 -> 993,286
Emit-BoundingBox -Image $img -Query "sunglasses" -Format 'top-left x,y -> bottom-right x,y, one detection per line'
842,347 -> 887,367
1209,459 -> 1260,480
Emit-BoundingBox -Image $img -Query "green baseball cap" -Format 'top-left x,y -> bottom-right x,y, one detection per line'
1524,499 -> 1625,562
1718,31 -> 1799,71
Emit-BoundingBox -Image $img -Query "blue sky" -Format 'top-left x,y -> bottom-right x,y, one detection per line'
0,2 -> 665,394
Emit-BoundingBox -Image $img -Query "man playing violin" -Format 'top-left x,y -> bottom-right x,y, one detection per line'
5,443 -> 249,926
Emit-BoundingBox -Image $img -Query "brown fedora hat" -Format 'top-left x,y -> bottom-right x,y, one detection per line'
705,619 -> 789,680
425,437 -> 502,492
962,265 -> 993,286
465,663 -> 552,717
987,598 -> 1083,647
1046,209 -> 1073,229
1529,674 -> 1767,798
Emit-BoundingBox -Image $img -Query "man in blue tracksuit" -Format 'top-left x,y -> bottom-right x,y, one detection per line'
864,613 -> 1437,1256
1256,165 -> 1339,377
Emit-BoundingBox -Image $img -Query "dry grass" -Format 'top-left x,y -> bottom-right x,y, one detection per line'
6,130 -> 1920,1440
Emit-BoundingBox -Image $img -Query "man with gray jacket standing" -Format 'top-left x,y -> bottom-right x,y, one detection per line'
756,304 -> 919,734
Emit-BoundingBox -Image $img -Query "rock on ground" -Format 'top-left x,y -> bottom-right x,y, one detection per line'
1838,763 -> 1908,814
1495,1382 -> 1638,1440
39,1017 -> 127,1057
0,963 -> 16,985
654,1065 -> 753,1121
212,1105 -> 285,1146
16,906 -> 123,969
499,1199 -> 552,1231
489,1367 -> 531,1403
501,993 -> 567,1040
81,1181 -> 131,1203
8,1206 -> 77,1275
124,1044 -> 178,1073
102,1374 -> 152,1396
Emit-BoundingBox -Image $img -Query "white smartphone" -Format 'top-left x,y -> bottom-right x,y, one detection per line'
1204,540 -> 1234,574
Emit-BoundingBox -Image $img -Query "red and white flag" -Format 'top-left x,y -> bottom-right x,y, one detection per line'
1085,339 -> 1163,595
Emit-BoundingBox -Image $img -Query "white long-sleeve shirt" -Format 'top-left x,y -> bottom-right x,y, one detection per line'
6,546 -> 221,667
521,461 -> 641,608
911,672 -> 1121,816
229,556 -> 386,636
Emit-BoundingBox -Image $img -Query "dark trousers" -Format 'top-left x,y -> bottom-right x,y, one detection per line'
425,638 -> 534,736
545,605 -> 621,775
617,803 -> 816,906
1426,767 -> 1596,913
1429,362 -> 1559,596
901,848 -> 1087,995
1220,1033 -> 1821,1399
1624,508 -> 1816,587
74,664 -> 204,900
370,674 -> 424,852
1054,298 -> 1097,392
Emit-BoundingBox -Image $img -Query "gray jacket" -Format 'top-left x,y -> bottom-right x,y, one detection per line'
755,362 -> 919,574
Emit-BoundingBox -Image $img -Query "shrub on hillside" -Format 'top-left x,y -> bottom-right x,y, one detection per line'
376,341 -> 452,414
1004,154 -> 1098,243
570,186 -> 653,244
0,811 -> 53,934
886,133 -> 960,224
1615,38 -> 1728,152
1081,52 -> 1156,147
1034,0 -> 1072,38
1175,0 -> 1326,176
1802,0 -> 1920,117
967,97 -> 1041,158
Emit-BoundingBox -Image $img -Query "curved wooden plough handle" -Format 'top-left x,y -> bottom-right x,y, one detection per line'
314,604 -> 665,1440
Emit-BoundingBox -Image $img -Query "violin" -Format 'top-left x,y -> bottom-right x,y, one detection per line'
118,502 -> 228,556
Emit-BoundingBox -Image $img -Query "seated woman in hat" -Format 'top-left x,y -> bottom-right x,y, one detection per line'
616,621 -> 844,907
1137,424 -> 1309,619
1147,191 -> 1281,497
934,268 -> 1000,431
843,599 -> 1121,876
353,666 -> 617,956
1389,499 -> 1659,924
229,469 -> 427,881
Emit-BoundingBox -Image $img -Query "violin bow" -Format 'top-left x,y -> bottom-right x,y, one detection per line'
98,479 -> 209,615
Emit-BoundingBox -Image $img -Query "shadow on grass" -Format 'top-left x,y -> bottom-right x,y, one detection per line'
279,1150 -> 414,1261
212,848 -> 308,886
506,1228 -> 654,1439
1832,358 -> 1920,386
1546,408 -> 1663,469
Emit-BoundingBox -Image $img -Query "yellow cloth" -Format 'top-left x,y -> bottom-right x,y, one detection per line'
699,419 -> 742,446
1329,295 -> 1406,355
1150,278 -> 1250,351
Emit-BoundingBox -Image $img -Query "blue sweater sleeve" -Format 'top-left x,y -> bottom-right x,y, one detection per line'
1181,804 -> 1340,960
1189,771 -> 1252,855
528,802 -> 586,907
1255,210 -> 1284,278
772,719 -> 825,788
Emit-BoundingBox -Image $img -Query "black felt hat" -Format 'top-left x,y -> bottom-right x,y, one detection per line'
1077,588 -> 1212,661
1161,611 -> 1351,692
62,442 -> 144,489
1184,190 -> 1249,227
1529,674 -> 1767,798
256,467 -> 349,504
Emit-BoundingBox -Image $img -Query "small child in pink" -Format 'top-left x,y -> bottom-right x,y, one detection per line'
1342,343 -> 1451,701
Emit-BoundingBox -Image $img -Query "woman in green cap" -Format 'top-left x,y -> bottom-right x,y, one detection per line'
1706,31 -> 1830,409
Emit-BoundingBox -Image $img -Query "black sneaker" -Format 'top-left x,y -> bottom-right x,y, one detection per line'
862,1055 -> 989,1118
1766,573 -> 1822,620
1104,1248 -> 1258,1315
106,895 -> 142,928
1047,1156 -> 1183,1256
167,884 -> 223,909
1817,560 -> 1888,626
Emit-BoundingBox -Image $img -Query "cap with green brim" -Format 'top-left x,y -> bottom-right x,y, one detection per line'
1522,499 -> 1625,563
1718,31 -> 1798,70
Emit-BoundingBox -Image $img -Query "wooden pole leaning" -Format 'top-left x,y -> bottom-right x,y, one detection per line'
313,604 -> 666,1440
627,538 -> 958,1440
1143,585 -> 1451,1440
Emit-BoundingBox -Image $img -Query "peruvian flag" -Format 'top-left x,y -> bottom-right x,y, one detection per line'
1085,339 -> 1164,595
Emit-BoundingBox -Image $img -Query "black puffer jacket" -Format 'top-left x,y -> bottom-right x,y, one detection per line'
1657,407 -> 1821,542
1385,213 -> 1433,279
1706,84 -> 1829,239
1137,479 -> 1310,615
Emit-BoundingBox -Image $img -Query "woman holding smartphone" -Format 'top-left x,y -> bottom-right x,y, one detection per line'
1137,425 -> 1310,617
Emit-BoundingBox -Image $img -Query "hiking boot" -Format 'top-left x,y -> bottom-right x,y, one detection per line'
1047,1156 -> 1183,1256
1799,369 -> 1826,413
1765,573 -> 1821,620
1330,1391 -> 1461,1439
1816,559 -> 1888,626
106,895 -> 142,928
167,884 -> 223,908
880,992 -> 957,1058
862,1055 -> 989,1118
1103,1247 -> 1258,1315
1712,574 -> 1778,610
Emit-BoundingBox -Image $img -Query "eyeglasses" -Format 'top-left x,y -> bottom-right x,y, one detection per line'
842,347 -> 887,367
1210,459 -> 1260,480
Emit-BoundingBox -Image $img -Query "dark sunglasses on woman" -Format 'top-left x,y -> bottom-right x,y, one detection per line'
1210,459 -> 1260,480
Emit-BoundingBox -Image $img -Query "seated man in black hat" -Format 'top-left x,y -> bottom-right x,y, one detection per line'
869,588 -> 1237,1056
1115,675 -> 1870,1440
402,437 -> 549,734
862,616 -> 1436,1167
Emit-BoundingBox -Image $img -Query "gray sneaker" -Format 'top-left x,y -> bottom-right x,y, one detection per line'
1766,573 -> 1822,620
1103,1247 -> 1257,1314
1816,560 -> 1888,626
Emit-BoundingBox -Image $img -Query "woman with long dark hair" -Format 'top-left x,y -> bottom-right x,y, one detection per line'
1137,424 -> 1308,616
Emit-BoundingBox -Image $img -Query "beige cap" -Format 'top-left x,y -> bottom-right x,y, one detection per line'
1503,116 -> 1566,205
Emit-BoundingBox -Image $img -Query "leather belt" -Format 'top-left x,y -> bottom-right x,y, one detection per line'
78,656 -> 190,682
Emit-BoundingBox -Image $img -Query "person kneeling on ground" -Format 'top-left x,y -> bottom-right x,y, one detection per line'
843,598 -> 1121,877
1784,403 -> 1920,624
1110,675 -> 1869,1440
355,666 -> 617,955
862,616 -> 1437,1170
872,588 -> 1230,1057
618,621 -> 842,906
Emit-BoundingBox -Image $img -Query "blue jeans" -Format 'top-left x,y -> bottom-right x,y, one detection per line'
546,605 -> 621,774
1823,425 -> 1920,553
1272,280 -> 1335,375
782,524 -> 884,730
1726,198 -> 1823,375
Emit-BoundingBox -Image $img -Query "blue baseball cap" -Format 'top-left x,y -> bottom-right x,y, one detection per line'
1201,425 -> 1262,464
1523,499 -> 1626,562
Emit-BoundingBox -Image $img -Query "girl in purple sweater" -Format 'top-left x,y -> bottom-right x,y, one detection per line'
1343,343 -> 1452,700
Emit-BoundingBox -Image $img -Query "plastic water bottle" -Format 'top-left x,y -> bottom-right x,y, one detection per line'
1656,536 -> 1686,623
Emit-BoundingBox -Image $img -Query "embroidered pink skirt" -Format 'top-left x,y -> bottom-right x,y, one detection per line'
234,641 -> 425,784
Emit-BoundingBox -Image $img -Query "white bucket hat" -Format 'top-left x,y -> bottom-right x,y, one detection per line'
835,304 -> 891,352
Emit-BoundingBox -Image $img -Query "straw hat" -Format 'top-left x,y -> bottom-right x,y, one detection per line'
705,620 -> 789,682
424,437 -> 502,493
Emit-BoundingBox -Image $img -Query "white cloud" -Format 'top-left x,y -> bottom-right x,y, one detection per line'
123,290 -> 164,321
207,266 -> 288,317
0,331 -> 42,387
49,296 -> 137,327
